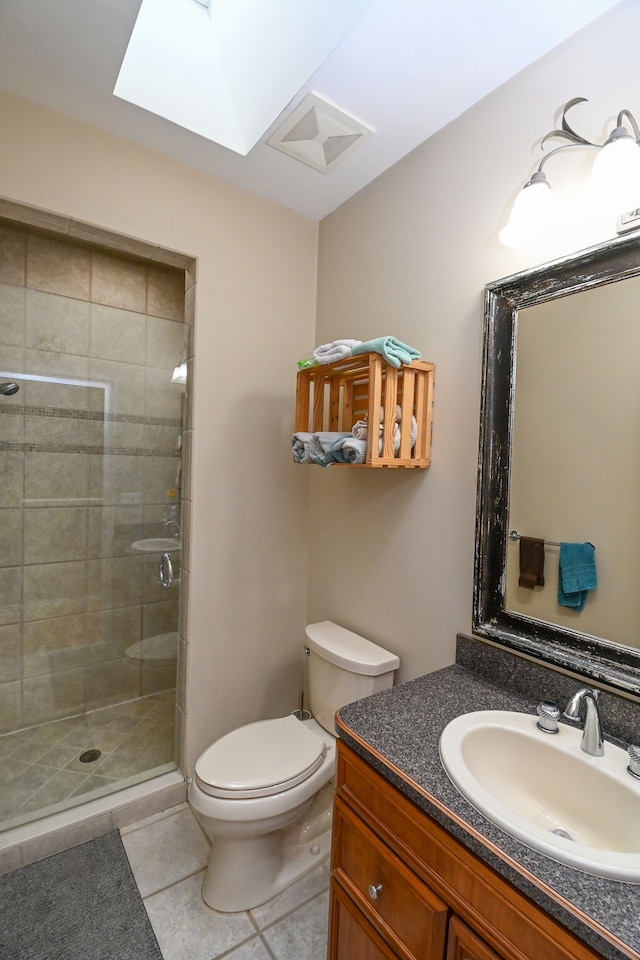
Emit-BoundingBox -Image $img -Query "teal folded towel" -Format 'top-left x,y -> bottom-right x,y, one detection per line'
558,542 -> 597,611
351,337 -> 421,368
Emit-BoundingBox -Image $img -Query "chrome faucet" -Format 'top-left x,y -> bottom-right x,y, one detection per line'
562,688 -> 604,757
163,519 -> 181,539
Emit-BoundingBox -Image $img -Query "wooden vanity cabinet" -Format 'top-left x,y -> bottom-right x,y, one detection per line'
445,917 -> 503,960
329,740 -> 603,960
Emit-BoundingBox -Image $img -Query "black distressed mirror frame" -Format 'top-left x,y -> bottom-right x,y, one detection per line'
474,230 -> 640,697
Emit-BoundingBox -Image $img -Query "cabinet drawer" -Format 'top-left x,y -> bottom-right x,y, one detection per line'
333,795 -> 448,960
329,878 -> 399,960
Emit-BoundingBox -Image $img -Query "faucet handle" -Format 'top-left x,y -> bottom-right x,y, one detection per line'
536,700 -> 560,734
628,744 -> 640,780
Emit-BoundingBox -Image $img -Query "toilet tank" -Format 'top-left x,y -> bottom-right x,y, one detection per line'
305,621 -> 400,734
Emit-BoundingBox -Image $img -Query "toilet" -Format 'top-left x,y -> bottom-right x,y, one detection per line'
188,620 -> 400,912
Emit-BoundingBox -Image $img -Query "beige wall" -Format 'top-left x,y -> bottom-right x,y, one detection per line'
310,0 -> 640,681
0,91 -> 318,773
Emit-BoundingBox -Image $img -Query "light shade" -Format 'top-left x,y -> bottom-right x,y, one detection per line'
591,129 -> 640,214
499,172 -> 555,249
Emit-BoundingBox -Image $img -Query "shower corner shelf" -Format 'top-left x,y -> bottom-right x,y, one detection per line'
294,351 -> 435,469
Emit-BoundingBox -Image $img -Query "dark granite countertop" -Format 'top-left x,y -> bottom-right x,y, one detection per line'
336,664 -> 640,960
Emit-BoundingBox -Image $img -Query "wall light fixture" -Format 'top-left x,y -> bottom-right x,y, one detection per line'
499,97 -> 640,248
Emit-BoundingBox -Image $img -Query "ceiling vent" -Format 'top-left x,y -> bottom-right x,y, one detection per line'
268,94 -> 373,173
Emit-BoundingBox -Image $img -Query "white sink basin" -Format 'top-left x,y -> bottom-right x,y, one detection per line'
130,538 -> 181,554
439,710 -> 640,882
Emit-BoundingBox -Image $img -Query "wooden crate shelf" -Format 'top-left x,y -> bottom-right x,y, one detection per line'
295,352 -> 434,468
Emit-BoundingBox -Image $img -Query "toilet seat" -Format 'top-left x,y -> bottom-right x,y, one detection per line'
195,714 -> 327,799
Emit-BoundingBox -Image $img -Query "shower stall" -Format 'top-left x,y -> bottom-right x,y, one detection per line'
0,218 -> 191,833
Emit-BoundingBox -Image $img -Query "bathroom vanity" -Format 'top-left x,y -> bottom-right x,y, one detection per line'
328,653 -> 640,960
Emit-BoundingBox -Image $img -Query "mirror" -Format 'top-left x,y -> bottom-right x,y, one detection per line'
474,231 -> 640,696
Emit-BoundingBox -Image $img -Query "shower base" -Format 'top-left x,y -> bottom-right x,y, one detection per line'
0,690 -> 177,833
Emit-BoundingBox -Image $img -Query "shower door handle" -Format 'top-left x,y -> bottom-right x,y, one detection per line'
159,551 -> 174,590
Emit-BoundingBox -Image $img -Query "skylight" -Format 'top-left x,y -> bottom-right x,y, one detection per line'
114,0 -> 375,156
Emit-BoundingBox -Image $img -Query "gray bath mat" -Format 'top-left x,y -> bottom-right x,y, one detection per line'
0,830 -> 163,960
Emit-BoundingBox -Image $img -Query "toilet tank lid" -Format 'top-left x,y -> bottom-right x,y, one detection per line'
305,621 -> 400,676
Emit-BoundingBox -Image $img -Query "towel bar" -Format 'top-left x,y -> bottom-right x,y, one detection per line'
509,530 -> 595,549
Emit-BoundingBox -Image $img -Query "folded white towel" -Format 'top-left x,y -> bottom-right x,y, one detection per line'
312,339 -> 362,365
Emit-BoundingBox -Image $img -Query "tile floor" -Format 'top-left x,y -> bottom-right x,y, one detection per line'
0,691 -> 176,830
122,803 -> 330,960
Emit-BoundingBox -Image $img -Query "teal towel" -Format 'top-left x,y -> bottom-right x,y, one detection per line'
558,542 -> 597,611
351,337 -> 421,368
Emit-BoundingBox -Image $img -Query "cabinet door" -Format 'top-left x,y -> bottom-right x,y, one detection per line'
333,797 -> 448,960
329,879 -> 400,960
446,917 -> 503,960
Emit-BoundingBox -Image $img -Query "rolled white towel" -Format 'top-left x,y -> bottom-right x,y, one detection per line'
351,420 -> 370,440
337,425 -> 400,462
388,415 -> 417,454
291,432 -> 313,463
308,431 -> 351,466
333,437 -> 367,464
354,412 -> 416,454
312,339 -> 362,365
377,404 -> 402,422
370,423 -> 402,455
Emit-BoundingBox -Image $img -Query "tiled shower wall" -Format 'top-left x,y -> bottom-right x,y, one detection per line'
0,220 -> 187,735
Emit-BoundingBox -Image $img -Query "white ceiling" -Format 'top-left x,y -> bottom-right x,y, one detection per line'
0,0 -> 623,221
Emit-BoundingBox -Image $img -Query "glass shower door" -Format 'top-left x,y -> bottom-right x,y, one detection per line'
0,224 -> 186,830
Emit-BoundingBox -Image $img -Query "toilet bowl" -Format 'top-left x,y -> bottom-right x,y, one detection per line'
188,621 -> 399,912
189,716 -> 335,912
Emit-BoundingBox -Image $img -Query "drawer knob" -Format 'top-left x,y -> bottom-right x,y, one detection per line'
367,883 -> 383,900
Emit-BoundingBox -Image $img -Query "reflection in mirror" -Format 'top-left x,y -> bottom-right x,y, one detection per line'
505,278 -> 640,650
474,232 -> 640,695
